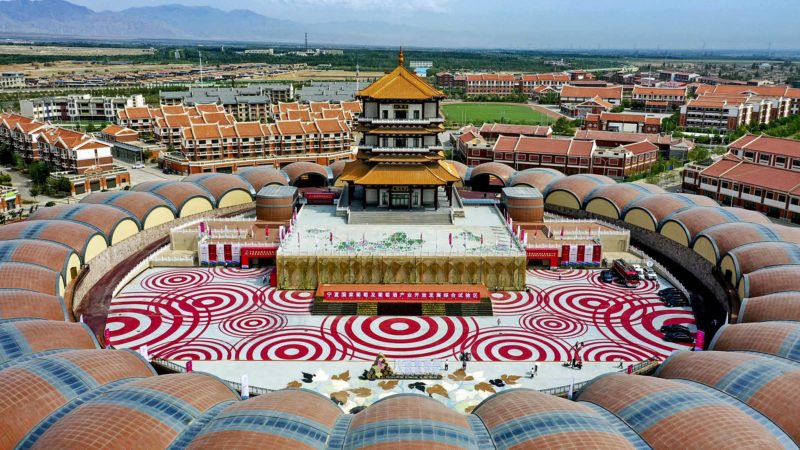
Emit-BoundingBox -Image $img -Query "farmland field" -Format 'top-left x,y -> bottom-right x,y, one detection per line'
442,102 -> 556,127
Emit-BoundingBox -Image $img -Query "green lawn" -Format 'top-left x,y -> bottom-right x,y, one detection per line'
442,103 -> 555,127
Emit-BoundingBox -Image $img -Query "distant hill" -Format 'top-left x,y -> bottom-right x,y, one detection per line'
0,0 -> 440,45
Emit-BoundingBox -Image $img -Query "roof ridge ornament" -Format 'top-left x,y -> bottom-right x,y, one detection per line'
399,47 -> 404,67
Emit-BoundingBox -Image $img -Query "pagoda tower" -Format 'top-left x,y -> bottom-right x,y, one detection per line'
339,48 -> 460,210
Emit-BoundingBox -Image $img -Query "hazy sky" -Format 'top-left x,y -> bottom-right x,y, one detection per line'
64,0 -> 800,49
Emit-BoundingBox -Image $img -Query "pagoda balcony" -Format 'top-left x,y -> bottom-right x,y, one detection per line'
357,117 -> 444,125
360,145 -> 444,153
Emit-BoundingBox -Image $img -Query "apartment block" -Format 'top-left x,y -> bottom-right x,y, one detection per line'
682,134 -> 800,221
679,84 -> 800,132
20,94 -> 145,122
631,86 -> 687,111
464,74 -> 517,96
582,112 -> 662,134
0,112 -> 121,176
559,85 -> 623,118
0,72 -> 25,89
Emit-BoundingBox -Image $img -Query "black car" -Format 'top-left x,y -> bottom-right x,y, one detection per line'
665,299 -> 689,308
660,292 -> 687,300
660,324 -> 690,334
600,270 -> 615,283
658,288 -> 680,296
663,331 -> 694,343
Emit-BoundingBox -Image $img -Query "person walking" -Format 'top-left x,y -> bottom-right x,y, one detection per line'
534,362 -> 539,377
496,318 -> 501,327
444,360 -> 449,371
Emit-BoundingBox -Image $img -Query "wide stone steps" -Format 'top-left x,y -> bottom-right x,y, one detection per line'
348,210 -> 452,225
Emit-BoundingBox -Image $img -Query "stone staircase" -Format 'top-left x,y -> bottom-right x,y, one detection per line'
348,209 -> 452,225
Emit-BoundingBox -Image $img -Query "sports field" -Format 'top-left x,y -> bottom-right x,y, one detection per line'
442,103 -> 556,126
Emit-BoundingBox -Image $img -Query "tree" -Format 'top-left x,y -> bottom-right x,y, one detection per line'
86,122 -> 97,133
0,142 -> 14,165
688,147 -> 710,162
551,117 -> 575,135
28,161 -> 51,188
51,177 -> 72,196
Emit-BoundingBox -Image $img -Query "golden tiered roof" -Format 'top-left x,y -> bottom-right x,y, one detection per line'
356,48 -> 445,100
339,158 -> 460,186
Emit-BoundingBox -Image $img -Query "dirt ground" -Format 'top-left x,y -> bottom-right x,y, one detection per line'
0,60 -> 190,77
257,69 -> 384,81
0,45 -> 154,57
0,59 -> 381,81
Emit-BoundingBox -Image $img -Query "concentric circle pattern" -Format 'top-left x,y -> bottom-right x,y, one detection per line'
323,316 -> 478,360
519,312 -> 588,338
140,269 -> 214,292
107,267 -> 695,361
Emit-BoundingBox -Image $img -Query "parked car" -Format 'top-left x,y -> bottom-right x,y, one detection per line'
660,292 -> 687,301
600,270 -> 615,283
665,298 -> 689,308
162,168 -> 174,174
660,324 -> 690,334
643,267 -> 657,280
663,331 -> 694,343
659,288 -> 680,295
132,162 -> 145,169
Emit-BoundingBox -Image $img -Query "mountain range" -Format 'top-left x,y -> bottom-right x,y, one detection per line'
0,0 -> 448,46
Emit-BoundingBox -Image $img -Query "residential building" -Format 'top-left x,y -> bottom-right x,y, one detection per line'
435,72 -> 455,88
519,73 -> 571,97
559,85 -> 623,118
20,94 -> 145,123
0,72 -> 25,89
464,74 -> 517,96
487,135 -> 657,179
100,124 -> 139,143
679,84 -> 800,132
491,136 -> 595,175
478,123 -> 553,141
658,70 -> 700,83
0,112 -> 126,180
159,85 -> 292,122
243,49 -> 274,55
682,134 -> 800,221
582,112 -> 662,134
631,86 -> 687,111
296,81 -> 360,103
574,130 -> 695,159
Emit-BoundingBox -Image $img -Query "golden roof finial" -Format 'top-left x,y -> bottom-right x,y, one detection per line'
399,47 -> 404,67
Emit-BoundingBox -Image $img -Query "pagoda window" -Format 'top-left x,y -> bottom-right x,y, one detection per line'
396,138 -> 407,148
413,110 -> 420,120
382,110 -> 389,119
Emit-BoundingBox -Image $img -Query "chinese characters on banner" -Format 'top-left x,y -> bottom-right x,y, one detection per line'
323,290 -> 482,303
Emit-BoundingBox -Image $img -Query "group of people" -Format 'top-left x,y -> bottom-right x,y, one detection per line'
564,341 -> 585,370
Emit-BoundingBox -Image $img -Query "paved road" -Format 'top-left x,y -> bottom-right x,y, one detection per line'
113,159 -> 183,185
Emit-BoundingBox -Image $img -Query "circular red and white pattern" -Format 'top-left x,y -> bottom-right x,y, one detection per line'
258,287 -> 313,315
155,283 -> 260,323
140,269 -> 215,292
152,338 -> 235,360
519,312 -> 588,339
236,327 -> 347,361
213,267 -> 271,280
528,268 -> 588,281
576,339 -> 655,362
323,316 -> 477,360
219,312 -> 286,337
108,267 -> 696,362
463,327 -> 571,361
543,285 -> 623,323
490,289 -> 543,315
